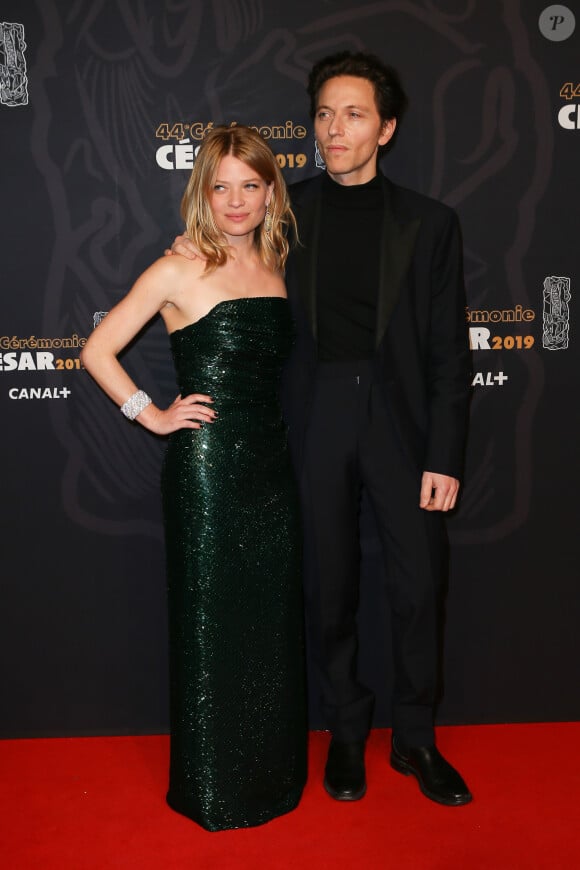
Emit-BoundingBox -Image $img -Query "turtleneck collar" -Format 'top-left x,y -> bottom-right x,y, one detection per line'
322,172 -> 383,208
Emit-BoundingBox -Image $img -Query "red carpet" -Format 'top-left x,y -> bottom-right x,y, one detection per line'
1,724 -> 579,869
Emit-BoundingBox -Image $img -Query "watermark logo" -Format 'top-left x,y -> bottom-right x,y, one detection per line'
154,121 -> 309,171
314,140 -> 326,171
466,304 -> 536,352
471,371 -> 509,387
557,81 -> 580,130
542,276 -> 571,350
558,103 -> 580,129
539,5 -> 576,41
0,22 -> 28,106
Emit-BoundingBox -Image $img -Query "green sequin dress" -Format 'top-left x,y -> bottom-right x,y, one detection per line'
161,296 -> 307,831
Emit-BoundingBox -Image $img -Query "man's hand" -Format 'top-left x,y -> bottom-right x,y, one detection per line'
419,471 -> 459,512
164,234 -> 203,260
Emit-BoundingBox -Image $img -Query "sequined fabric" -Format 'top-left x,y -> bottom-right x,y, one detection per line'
162,297 -> 307,831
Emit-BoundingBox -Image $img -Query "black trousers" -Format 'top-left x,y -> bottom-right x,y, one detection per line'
300,361 -> 446,747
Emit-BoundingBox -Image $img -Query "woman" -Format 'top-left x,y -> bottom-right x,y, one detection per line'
81,126 -> 307,831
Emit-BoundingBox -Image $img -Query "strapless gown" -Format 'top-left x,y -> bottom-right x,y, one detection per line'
161,296 -> 307,831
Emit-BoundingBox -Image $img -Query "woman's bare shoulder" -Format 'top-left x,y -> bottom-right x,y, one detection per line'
144,253 -> 207,285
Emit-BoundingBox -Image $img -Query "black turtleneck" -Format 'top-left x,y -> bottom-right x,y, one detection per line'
316,173 -> 384,361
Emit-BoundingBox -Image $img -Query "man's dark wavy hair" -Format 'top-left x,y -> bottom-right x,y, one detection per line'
307,51 -> 408,152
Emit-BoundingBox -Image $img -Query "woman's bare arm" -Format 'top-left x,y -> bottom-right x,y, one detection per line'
80,257 -> 215,434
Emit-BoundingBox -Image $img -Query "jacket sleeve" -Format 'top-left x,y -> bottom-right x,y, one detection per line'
423,208 -> 472,479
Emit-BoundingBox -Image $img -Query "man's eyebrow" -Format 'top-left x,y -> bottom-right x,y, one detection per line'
316,103 -> 369,110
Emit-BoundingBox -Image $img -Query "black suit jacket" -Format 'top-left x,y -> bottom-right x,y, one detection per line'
281,172 -> 472,479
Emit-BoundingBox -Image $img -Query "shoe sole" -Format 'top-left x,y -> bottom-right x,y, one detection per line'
390,752 -> 472,807
323,776 -> 367,801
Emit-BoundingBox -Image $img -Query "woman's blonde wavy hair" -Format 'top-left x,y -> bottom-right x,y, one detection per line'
180,125 -> 297,274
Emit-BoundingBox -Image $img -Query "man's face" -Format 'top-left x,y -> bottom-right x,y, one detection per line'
314,75 -> 396,186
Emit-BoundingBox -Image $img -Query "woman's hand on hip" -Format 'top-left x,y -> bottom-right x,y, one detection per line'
139,394 -> 216,435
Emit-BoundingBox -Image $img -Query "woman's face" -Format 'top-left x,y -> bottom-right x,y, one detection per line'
210,154 -> 273,240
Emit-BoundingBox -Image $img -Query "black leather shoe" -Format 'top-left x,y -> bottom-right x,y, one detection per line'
324,738 -> 367,801
390,736 -> 472,806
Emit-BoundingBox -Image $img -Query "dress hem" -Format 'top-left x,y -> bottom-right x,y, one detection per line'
165,785 -> 305,832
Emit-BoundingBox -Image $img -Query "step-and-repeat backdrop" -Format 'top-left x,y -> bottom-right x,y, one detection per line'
1,1 -> 578,736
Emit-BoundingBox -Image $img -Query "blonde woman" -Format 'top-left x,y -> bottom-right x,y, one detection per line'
81,126 -> 306,831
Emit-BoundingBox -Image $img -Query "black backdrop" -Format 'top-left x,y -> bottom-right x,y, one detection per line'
1,0 -> 578,737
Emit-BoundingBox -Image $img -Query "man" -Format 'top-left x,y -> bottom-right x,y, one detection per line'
173,51 -> 472,806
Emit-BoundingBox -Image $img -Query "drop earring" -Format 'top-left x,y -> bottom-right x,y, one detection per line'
264,205 -> 273,234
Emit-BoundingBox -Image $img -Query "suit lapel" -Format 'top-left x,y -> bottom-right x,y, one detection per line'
375,178 -> 421,349
292,174 -> 421,348
292,177 -> 324,341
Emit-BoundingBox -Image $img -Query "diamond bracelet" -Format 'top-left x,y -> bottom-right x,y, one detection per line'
120,389 -> 152,421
